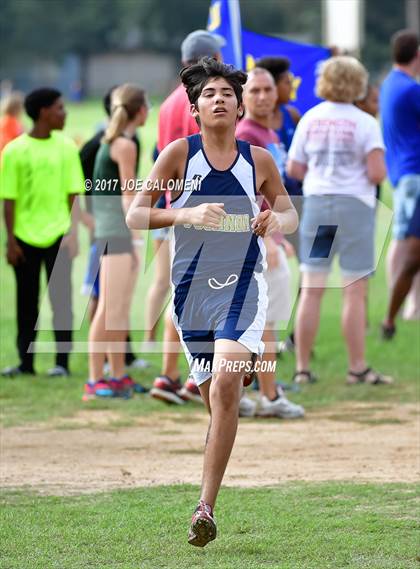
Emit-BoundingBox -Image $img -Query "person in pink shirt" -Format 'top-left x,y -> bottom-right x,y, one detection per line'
236,68 -> 304,419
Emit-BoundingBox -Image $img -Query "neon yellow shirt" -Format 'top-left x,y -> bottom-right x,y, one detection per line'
0,132 -> 84,247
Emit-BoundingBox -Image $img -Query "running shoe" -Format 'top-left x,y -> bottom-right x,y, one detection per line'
82,379 -> 115,401
188,500 -> 217,547
178,376 -> 203,404
1,365 -> 35,378
381,322 -> 396,340
257,392 -> 305,419
108,378 -> 133,398
277,335 -> 295,355
239,392 -> 257,417
150,375 -> 185,405
47,365 -> 69,377
127,358 -> 150,370
119,374 -> 149,394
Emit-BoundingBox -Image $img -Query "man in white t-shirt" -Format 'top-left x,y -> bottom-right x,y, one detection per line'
287,56 -> 393,386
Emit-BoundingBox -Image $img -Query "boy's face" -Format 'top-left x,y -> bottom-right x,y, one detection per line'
41,97 -> 67,130
192,77 -> 243,128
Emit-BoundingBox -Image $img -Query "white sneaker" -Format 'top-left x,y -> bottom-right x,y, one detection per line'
277,336 -> 295,354
47,365 -> 69,377
257,393 -> 304,419
128,358 -> 150,370
239,393 -> 257,417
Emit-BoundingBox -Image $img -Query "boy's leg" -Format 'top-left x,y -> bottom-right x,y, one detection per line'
44,237 -> 73,371
13,240 -> 42,372
199,338 -> 252,509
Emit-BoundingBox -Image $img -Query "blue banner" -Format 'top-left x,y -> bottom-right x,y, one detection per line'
207,0 -> 331,113
242,29 -> 331,113
207,0 -> 242,70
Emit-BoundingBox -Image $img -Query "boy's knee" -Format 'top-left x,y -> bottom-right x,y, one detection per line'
210,372 -> 242,410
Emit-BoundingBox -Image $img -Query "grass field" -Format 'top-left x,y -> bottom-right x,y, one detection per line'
1,100 -> 419,568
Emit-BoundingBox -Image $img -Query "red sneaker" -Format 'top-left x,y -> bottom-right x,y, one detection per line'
150,375 -> 184,405
119,375 -> 149,394
108,378 -> 133,398
178,376 -> 203,404
188,501 -> 217,547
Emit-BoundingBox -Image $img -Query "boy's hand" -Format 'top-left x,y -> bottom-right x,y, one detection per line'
185,203 -> 226,228
251,210 -> 280,237
6,238 -> 25,266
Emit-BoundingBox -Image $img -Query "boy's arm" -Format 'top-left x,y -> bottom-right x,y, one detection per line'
4,200 -> 24,265
126,139 -> 226,230
251,146 -> 298,237
0,148 -> 25,265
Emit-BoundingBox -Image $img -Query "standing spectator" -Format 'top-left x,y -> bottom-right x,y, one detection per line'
84,84 -> 149,400
0,92 -> 24,156
236,68 -> 304,419
79,86 -> 147,371
256,56 -> 303,354
380,30 -> 420,320
382,197 -> 420,338
0,88 -> 83,377
288,56 -> 393,385
355,84 -> 381,203
149,30 -> 225,405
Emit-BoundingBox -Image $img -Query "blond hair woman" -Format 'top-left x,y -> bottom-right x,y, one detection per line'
287,56 -> 394,385
84,84 -> 149,399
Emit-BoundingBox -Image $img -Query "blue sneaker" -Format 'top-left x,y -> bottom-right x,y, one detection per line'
82,379 -> 114,400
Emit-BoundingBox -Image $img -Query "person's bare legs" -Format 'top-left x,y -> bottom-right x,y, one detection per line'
145,238 -> 170,342
259,326 -> 277,399
88,297 -> 98,323
295,272 -> 327,372
387,239 -> 420,320
88,254 -> 138,380
105,254 -> 139,378
385,237 -> 420,326
88,306 -> 107,380
160,307 -> 182,379
342,277 -> 367,372
198,339 -> 252,509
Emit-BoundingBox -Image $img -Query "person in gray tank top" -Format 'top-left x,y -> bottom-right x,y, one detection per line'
84,84 -> 150,401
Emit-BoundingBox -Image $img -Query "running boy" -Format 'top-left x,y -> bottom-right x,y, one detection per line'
126,58 -> 298,547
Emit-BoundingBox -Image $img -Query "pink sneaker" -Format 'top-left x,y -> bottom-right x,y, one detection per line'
82,379 -> 114,401
188,501 -> 217,547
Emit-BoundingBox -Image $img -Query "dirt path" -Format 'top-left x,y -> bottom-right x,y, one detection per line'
1,403 -> 419,495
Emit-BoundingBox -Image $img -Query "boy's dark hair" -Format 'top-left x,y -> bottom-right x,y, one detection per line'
255,57 -> 290,82
391,29 -> 419,64
180,57 -> 247,107
103,85 -> 118,117
24,87 -> 62,121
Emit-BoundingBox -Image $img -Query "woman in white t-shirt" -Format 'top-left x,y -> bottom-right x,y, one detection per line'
287,56 -> 394,386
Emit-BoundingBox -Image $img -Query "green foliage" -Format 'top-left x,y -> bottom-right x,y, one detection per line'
0,0 -> 407,75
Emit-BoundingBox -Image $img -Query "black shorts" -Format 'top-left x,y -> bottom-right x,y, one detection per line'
96,237 -> 133,256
